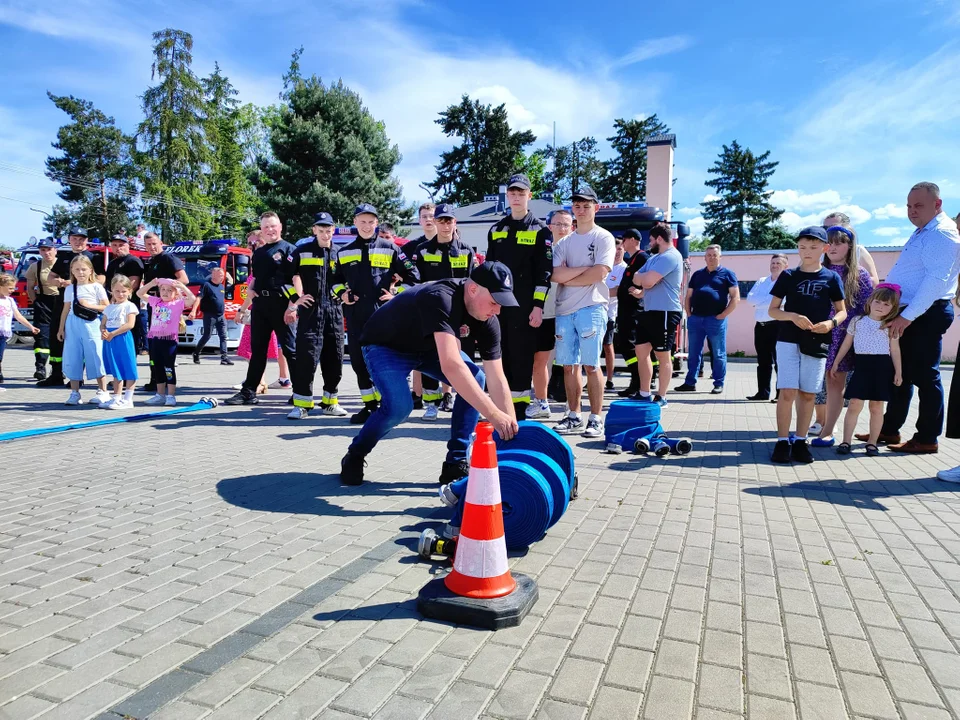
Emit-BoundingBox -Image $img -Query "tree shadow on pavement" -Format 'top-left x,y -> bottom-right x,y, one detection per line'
743,477 -> 956,511
217,472 -> 437,517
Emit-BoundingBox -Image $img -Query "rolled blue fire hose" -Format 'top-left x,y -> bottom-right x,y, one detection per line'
497,449 -> 568,527
494,421 -> 575,495
0,397 -> 219,443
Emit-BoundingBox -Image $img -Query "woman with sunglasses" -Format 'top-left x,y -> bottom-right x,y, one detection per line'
811,225 -> 873,447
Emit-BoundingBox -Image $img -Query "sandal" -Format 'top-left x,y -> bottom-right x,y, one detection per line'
837,442 -> 851,455
257,383 -> 269,395
865,444 -> 880,456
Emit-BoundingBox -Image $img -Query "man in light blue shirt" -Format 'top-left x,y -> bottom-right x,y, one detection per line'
874,182 -> 960,454
630,225 -> 684,405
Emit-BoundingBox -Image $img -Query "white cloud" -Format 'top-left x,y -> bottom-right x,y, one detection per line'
873,226 -> 910,237
873,203 -> 908,220
828,204 -> 872,225
769,189 -> 842,213
780,211 -> 822,233
608,35 -> 693,70
676,207 -> 701,218
702,194 -> 720,203
685,217 -> 706,235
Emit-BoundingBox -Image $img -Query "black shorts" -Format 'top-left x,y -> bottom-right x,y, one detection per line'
635,311 -> 682,353
536,318 -> 556,352
602,319 -> 615,346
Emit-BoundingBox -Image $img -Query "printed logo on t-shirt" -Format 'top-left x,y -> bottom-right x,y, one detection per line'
459,325 -> 470,338
796,279 -> 829,296
154,304 -> 172,325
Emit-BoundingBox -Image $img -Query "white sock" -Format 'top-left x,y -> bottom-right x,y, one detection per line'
124,389 -> 134,402
589,413 -> 602,422
567,411 -> 580,420
639,391 -> 651,398
778,437 -> 789,442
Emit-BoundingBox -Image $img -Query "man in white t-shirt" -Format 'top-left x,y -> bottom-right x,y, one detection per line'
603,237 -> 627,391
550,185 -> 616,437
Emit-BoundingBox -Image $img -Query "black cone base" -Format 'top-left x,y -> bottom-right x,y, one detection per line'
417,573 -> 538,630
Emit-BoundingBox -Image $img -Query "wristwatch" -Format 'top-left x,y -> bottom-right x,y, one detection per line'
831,318 -> 838,329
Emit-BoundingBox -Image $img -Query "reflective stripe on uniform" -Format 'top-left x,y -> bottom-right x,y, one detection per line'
50,356 -> 62,362
321,392 -> 339,406
360,388 -> 377,403
420,253 -> 442,263
450,255 -> 469,269
491,231 -> 508,242
292,393 -> 315,409
332,284 -> 347,295
516,230 -> 538,245
533,289 -> 546,301
510,389 -> 532,402
422,391 -> 443,402
338,249 -> 361,264
374,389 -> 382,401
625,356 -> 638,365
299,257 -> 323,266
369,250 -> 393,268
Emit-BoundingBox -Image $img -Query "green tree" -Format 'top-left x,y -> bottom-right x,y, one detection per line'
136,28 -> 214,242
44,92 -> 137,238
256,53 -> 409,239
545,137 -> 606,202
598,115 -> 669,202
202,64 -> 260,238
515,149 -> 549,198
702,141 -> 788,250
428,95 -> 536,204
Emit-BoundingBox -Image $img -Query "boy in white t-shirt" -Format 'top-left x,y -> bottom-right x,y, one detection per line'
0,273 -> 40,389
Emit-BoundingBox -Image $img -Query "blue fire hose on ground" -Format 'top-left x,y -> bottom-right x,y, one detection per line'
0,397 -> 219,443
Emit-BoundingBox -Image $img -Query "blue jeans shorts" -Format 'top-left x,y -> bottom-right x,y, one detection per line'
555,304 -> 607,368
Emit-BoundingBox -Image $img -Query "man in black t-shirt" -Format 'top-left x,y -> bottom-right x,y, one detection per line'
104,233 -> 146,354
340,262 -> 520,487
615,229 -> 649,397
190,266 -> 233,365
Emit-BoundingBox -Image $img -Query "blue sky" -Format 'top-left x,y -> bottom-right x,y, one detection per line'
2,0 -> 959,247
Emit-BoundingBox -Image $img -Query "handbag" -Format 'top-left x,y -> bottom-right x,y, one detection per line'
71,281 -> 101,322
797,330 -> 830,359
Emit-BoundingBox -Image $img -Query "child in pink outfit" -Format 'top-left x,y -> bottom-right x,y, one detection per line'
137,278 -> 196,406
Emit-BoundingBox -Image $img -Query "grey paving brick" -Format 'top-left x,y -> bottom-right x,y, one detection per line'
840,671 -> 899,719
37,681 -> 131,720
619,614 -> 662,651
746,695 -> 796,719
746,653 -> 792,701
654,638 -> 699,681
260,675 -> 347,719
516,634 -> 571,677
400,653 -> 467,702
145,700 -> 210,720
459,642 -> 521,688
697,664 -> 743,715
881,659 -> 944,706
643,675 -> 694,719
569,623 -> 618,663
603,645 -> 653,691
183,656 -> 272,707
255,646 -> 335,694
587,685 -> 643,720
534,699 -> 587,720
0,694 -> 58,720
795,682 -> 846,720
330,663 -> 407,717
829,635 -> 881,675
549,657 -> 605,705
426,681 -> 494,720
918,648 -> 960,689
204,687 -> 280,719
486,670 -> 551,719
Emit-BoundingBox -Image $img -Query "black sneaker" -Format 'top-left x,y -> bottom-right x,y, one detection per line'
791,439 -> 814,464
439,392 -> 455,412
34,366 -> 47,380
142,382 -> 157,393
223,389 -> 259,406
771,440 -> 792,464
674,383 -> 697,392
220,357 -> 234,366
618,385 -> 639,398
605,380 -> 614,391
438,459 -> 470,485
340,452 -> 366,486
192,352 -> 200,364
746,392 -> 769,401
411,392 -> 423,410
710,385 -> 724,395
36,374 -> 65,387
350,404 -> 376,425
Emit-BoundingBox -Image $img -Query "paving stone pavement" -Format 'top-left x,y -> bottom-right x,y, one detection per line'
1,340 -> 960,720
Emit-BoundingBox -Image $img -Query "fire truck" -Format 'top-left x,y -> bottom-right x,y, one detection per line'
9,237 -> 150,337
167,238 -> 252,349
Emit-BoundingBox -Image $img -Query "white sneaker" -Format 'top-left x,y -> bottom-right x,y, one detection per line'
555,415 -> 584,434
268,378 -> 292,389
106,398 -> 128,410
423,404 -> 440,421
321,403 -> 348,417
526,398 -> 551,419
64,391 -> 81,406
232,383 -> 243,390
807,423 -> 823,436
91,391 -> 112,405
144,394 -> 166,406
582,416 -> 604,438
937,465 -> 960,484
288,407 -> 309,420
164,396 -> 177,407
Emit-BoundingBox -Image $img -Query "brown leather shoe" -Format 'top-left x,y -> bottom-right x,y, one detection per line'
888,439 -> 938,454
855,432 -> 900,444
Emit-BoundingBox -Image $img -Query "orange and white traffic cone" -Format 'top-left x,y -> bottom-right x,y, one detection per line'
417,421 -> 539,630
444,421 -> 516,598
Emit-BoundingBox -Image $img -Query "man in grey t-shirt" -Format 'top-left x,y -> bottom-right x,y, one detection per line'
630,225 -> 683,406
550,186 -> 616,437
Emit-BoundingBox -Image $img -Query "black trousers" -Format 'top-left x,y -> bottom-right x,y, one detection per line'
884,300 -> 954,443
132,311 -> 147,354
753,321 -> 779,397
196,314 -> 228,356
33,295 -> 56,363
500,304 -> 537,411
344,308 -> 377,402
242,297 -> 296,393
47,296 -> 66,373
292,304 -> 344,408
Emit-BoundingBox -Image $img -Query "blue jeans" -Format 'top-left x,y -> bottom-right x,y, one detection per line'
348,345 -> 485,463
685,315 -> 727,387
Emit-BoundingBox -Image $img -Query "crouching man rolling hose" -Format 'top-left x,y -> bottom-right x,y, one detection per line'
339,261 -> 520,487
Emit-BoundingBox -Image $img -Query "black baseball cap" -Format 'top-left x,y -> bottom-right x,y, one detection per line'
37,237 -> 56,248
434,203 -> 456,220
796,226 -> 828,243
572,185 -> 599,203
312,212 -> 335,226
354,203 -> 378,218
621,228 -> 642,240
470,261 -> 519,307
110,233 -> 129,243
507,174 -> 530,190
67,226 -> 88,238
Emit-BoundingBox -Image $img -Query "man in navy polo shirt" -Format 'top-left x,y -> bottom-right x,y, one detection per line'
675,244 -> 739,394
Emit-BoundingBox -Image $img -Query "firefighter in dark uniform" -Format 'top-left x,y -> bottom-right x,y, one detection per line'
224,211 -> 298,405
25,237 -> 60,379
484,174 -> 553,418
409,203 -> 477,420
615,228 -> 650,397
284,212 -> 347,420
37,228 -> 102,386
331,203 -> 420,424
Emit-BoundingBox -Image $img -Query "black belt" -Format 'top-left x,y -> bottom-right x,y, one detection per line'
756,320 -> 777,325
255,289 -> 283,298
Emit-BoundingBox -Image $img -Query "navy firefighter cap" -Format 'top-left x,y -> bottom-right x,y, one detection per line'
312,212 -> 335,226
507,174 -> 531,190
353,203 -> 379,218
37,237 -> 56,248
470,261 -> 519,307
796,226 -> 828,243
434,203 -> 456,220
